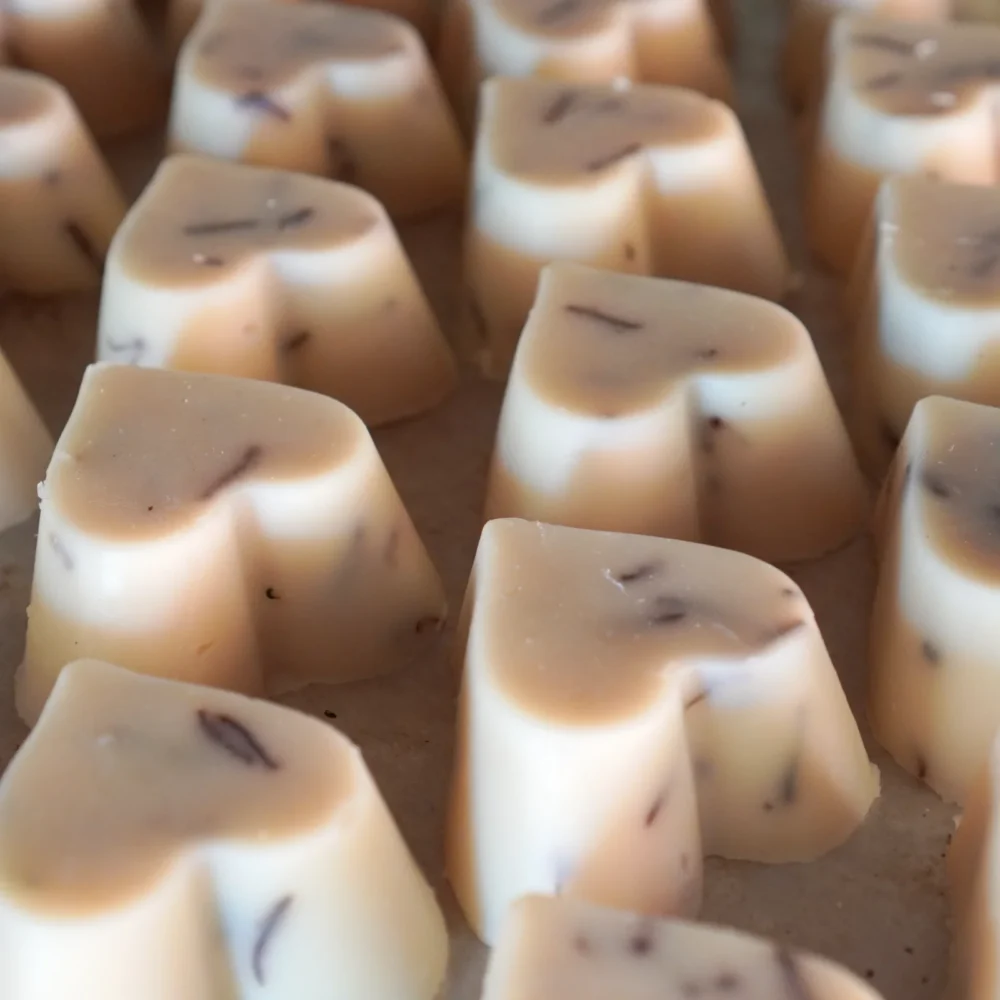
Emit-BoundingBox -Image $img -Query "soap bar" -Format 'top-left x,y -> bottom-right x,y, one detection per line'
167,0 -> 466,220
465,77 -> 789,377
869,394 -> 1000,803
0,345 -> 52,532
5,0 -> 167,137
447,518 -> 878,944
0,68 -> 126,294
97,155 -> 457,427
436,0 -> 730,132
805,16 -> 1000,274
168,0 -> 441,52
0,658 -> 448,1000
782,0 -> 947,109
483,895 -> 887,1000
949,733 -> 1000,1000
17,364 -> 447,726
486,263 -> 867,562
852,176 -> 1000,478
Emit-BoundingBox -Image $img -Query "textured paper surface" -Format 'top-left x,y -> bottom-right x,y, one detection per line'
0,2 -> 956,997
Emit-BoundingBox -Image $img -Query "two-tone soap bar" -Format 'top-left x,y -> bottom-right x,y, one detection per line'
852,175 -> 1000,478
17,364 -> 446,726
448,518 -> 878,944
168,0 -> 466,219
486,263 -> 867,562
0,658 -> 448,1000
806,16 -> 1000,274
0,67 -> 126,293
97,155 -> 457,426
483,895 -> 886,1000
465,77 -> 789,376
869,395 -> 1000,803
437,0 -> 730,131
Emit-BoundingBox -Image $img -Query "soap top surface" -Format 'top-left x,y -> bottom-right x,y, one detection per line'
519,263 -> 800,415
0,68 -> 64,128
909,395 -> 1000,582
483,78 -> 730,184
0,660 -> 355,914
474,520 -> 810,725
839,16 -> 1000,116
187,0 -> 411,92
48,364 -> 367,541
881,175 -> 1000,307
115,155 -> 382,286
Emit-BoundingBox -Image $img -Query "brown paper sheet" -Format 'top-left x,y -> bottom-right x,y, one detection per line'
0,1 -> 958,997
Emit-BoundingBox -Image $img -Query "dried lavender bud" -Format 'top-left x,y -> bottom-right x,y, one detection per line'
252,895 -> 293,984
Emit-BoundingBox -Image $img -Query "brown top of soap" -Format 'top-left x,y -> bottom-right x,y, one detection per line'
476,520 -> 810,725
116,155 -> 382,287
484,78 -> 729,184
912,396 -> 1000,581
47,364 -> 367,541
520,264 -> 799,416
882,176 -> 1000,307
188,0 -> 410,93
0,660 -> 355,913
0,67 -> 63,127
841,15 -> 1000,116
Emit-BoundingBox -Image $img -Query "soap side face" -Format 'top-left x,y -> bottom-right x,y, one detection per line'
447,519 -> 878,943
486,262 -> 867,562
17,364 -> 447,725
0,659 -> 448,1000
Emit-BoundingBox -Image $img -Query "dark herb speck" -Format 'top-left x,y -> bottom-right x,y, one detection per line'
197,710 -> 279,769
252,896 -> 293,984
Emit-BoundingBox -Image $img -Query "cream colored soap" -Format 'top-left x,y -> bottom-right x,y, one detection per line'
869,395 -> 1000,803
168,0 -> 466,220
17,364 -> 446,727
5,0 -> 167,138
851,176 -> 1000,478
949,734 -> 1000,1000
437,0 -> 730,133
0,346 -> 52,532
806,16 -> 1000,274
465,77 -> 789,378
486,263 -> 867,562
483,895 -> 887,1000
0,659 -> 448,1000
0,68 -> 126,294
97,156 -> 457,427
169,0 -> 441,52
447,519 -> 879,944
782,0 -> 947,110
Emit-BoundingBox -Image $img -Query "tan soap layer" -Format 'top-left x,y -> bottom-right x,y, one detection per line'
0,68 -> 126,294
0,344 -> 52,532
168,0 -> 440,51
437,0 -> 729,134
0,659 -> 448,999
17,364 -> 446,726
853,176 -> 1000,477
466,78 -> 788,377
5,0 -> 167,137
447,519 -> 878,943
869,396 -> 1000,804
167,0 -> 466,220
806,16 -> 1000,274
781,0 -> 947,110
483,895 -> 887,1000
97,156 -> 456,426
486,263 -> 867,562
